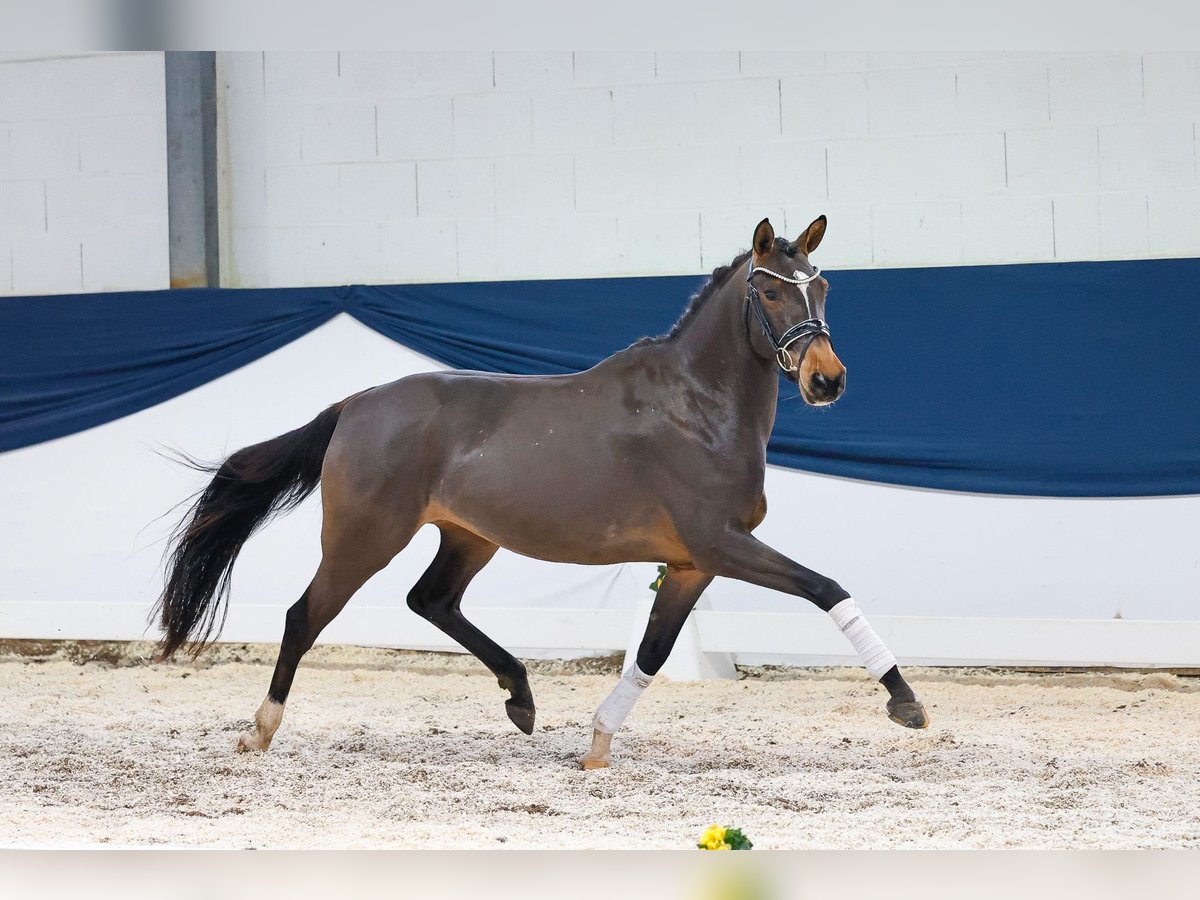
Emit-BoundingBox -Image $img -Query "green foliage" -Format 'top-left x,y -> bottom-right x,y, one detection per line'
649,564 -> 667,593
722,827 -> 753,850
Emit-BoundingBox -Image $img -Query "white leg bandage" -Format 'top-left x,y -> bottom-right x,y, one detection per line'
828,598 -> 897,680
593,664 -> 654,734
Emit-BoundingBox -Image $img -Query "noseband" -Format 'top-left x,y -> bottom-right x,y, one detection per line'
744,258 -> 830,374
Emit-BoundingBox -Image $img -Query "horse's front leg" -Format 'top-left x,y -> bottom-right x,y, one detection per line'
580,567 -> 712,769
690,526 -> 928,729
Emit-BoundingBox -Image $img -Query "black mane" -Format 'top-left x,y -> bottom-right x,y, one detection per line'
632,237 -> 798,347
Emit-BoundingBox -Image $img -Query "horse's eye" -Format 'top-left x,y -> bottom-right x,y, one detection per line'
764,290 -> 778,301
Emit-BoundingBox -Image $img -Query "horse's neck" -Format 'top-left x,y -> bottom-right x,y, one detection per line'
668,269 -> 780,438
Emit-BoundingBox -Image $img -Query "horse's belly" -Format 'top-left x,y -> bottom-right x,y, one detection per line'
426,460 -> 688,566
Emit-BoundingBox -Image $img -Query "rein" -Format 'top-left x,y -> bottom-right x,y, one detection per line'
744,258 -> 830,374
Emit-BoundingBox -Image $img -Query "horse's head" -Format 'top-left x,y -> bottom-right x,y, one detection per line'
748,216 -> 845,406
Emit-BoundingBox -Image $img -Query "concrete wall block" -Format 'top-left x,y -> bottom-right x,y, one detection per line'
0,180 -> 46,240
1147,190 -> 1200,257
338,52 -> 494,99
452,92 -> 532,158
824,53 -> 868,73
494,52 -> 573,91
656,144 -> 742,210
871,200 -> 963,266
532,213 -> 618,279
0,54 -> 167,294
266,226 -> 306,285
961,196 -> 1054,263
613,79 -> 780,149
955,60 -> 1050,131
451,218 -> 497,282
454,217 -> 542,282
378,218 -> 459,283
791,201 -> 873,269
223,152 -> 269,232
1142,52 -> 1200,120
261,106 -> 305,168
1051,194 -> 1101,261
828,133 -> 1005,202
494,154 -> 574,217
0,53 -> 164,122
9,118 -> 80,179
220,80 -> 270,231
739,141 -> 827,208
1004,125 -> 1099,194
79,113 -> 167,176
376,96 -> 454,161
614,210 -> 701,275
653,51 -> 741,82
9,233 -> 81,294
1098,121 -> 1196,191
263,52 -> 341,102
866,53 -> 917,70
866,67 -> 958,136
780,72 -> 869,141
219,59 -> 265,150
739,52 -> 826,78
265,165 -> 340,225
452,218 -> 496,282
302,223 -> 382,284
46,172 -> 166,235
1098,191 -> 1149,259
81,222 -> 168,292
574,149 -> 658,213
531,88 -> 613,153
219,52 -> 265,101
224,225 -> 270,287
300,104 -> 377,164
1049,54 -> 1144,125
339,162 -> 418,223
416,157 -> 494,218
572,52 -> 656,87
486,215 -> 541,280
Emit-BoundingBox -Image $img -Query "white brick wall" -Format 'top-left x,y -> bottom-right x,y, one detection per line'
218,51 -> 1200,286
0,52 -> 168,295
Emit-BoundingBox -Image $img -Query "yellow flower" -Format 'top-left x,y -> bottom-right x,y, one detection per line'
698,824 -> 730,850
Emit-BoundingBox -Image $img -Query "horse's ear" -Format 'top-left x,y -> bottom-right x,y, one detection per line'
798,215 -> 827,255
752,218 -> 775,257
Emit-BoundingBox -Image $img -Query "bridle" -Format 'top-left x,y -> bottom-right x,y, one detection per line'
744,256 -> 830,374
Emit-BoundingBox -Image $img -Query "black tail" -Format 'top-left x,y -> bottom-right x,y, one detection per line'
154,403 -> 345,659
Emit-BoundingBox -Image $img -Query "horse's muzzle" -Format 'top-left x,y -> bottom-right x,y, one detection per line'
803,369 -> 845,405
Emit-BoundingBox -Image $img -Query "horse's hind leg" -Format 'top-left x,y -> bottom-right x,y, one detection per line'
407,524 -> 536,734
581,566 -> 712,769
237,521 -> 411,753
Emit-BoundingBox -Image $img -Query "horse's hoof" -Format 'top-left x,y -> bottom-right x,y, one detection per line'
505,699 -> 536,735
236,731 -> 267,753
580,728 -> 613,770
887,698 -> 930,729
579,753 -> 611,770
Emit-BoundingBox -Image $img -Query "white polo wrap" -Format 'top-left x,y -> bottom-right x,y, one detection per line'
593,664 -> 654,734
829,598 -> 897,680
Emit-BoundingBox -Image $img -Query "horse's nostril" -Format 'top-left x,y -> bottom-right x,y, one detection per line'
810,371 -> 844,399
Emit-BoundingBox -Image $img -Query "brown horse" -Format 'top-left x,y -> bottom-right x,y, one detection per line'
155,216 -> 928,769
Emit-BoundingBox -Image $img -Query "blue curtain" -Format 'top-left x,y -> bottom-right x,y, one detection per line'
2,258 -> 1197,497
